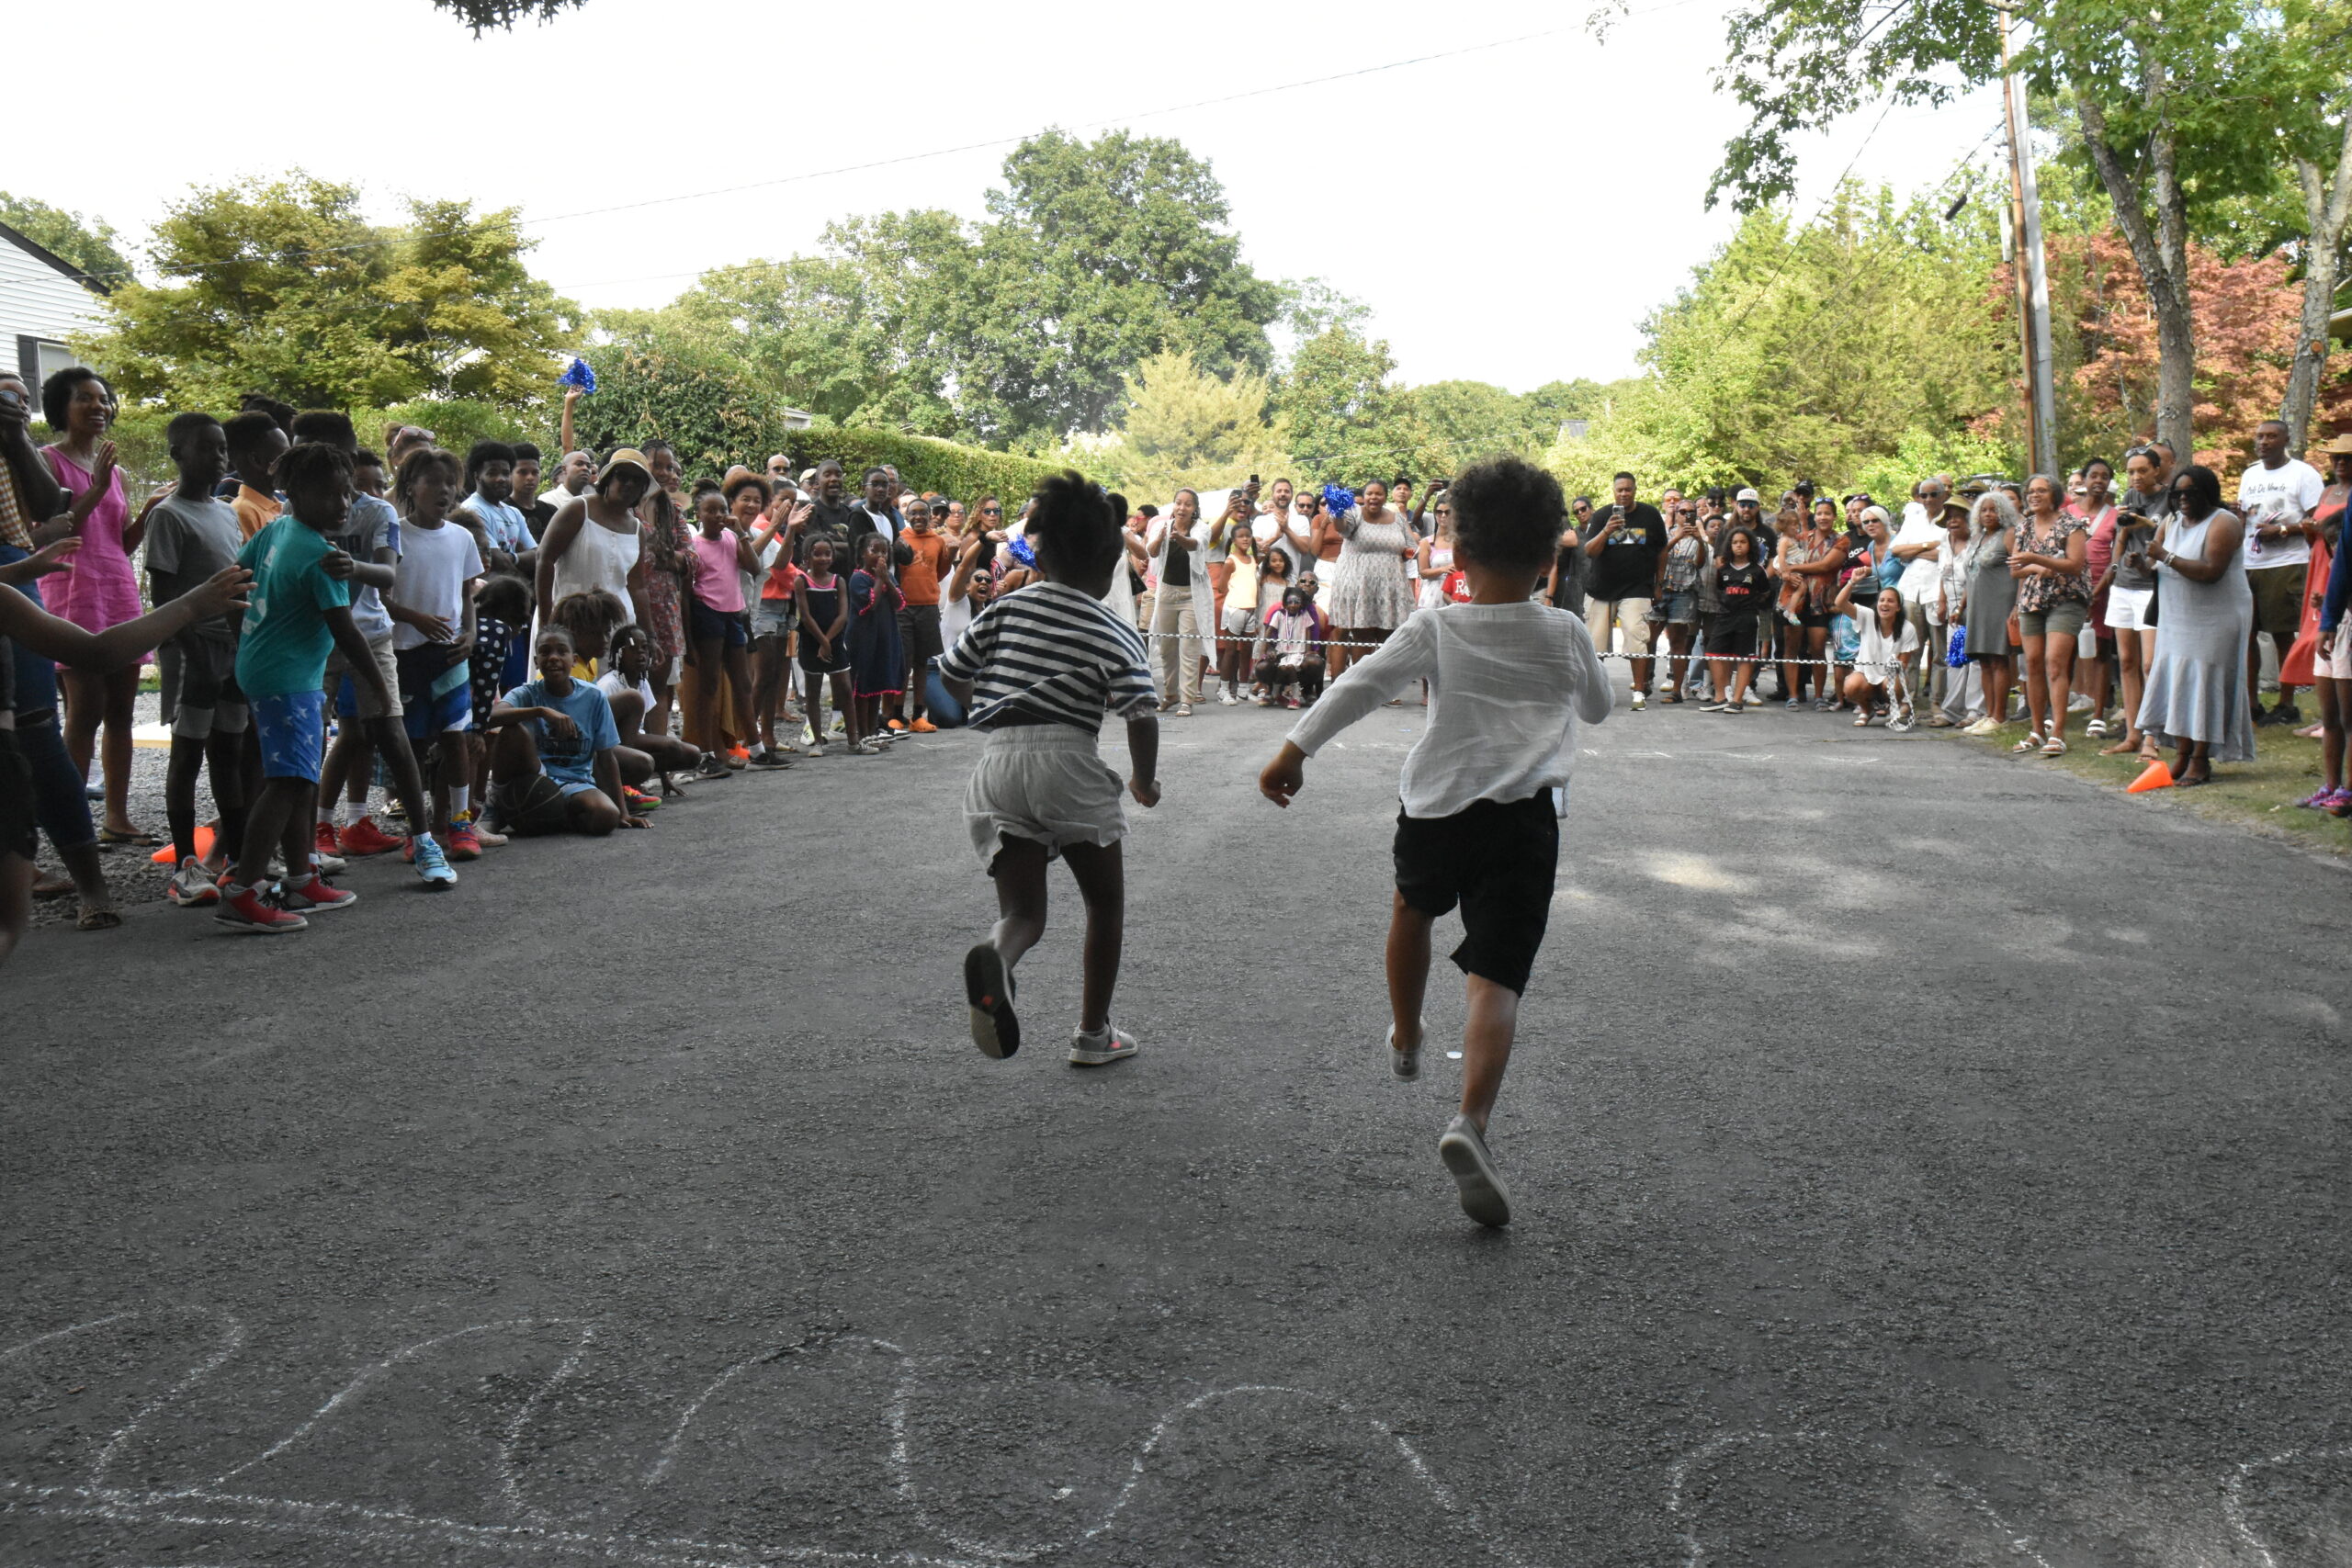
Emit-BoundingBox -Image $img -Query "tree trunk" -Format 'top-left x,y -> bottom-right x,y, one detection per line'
2075,43 -> 2198,459
2279,116 -> 2352,455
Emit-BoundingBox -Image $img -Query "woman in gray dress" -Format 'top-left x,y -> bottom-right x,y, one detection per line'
1959,490 -> 2019,734
2137,463 -> 2255,784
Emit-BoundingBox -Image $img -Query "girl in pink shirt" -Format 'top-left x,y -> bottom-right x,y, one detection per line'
685,484 -> 760,781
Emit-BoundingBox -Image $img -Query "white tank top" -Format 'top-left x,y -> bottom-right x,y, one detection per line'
550,513 -> 641,622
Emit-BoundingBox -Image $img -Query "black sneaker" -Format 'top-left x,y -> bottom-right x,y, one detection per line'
2257,704 -> 2302,728
964,942 -> 1020,1059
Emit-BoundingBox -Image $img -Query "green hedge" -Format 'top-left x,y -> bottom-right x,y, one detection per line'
798,424 -> 1067,504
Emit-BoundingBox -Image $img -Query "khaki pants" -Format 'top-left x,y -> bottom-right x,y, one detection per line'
1151,592 -> 1202,705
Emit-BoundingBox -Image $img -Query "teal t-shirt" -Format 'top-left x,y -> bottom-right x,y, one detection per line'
234,515 -> 352,699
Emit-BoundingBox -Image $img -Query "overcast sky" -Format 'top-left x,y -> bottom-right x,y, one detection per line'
18,0 -> 2004,397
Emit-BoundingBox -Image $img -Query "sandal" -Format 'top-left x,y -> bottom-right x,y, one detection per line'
2085,717 -> 2109,738
2098,737 -> 2139,756
75,906 -> 122,931
2041,736 -> 2067,756
32,872 -> 74,900
1851,710 -> 1871,727
2010,731 -> 2044,754
96,826 -> 161,848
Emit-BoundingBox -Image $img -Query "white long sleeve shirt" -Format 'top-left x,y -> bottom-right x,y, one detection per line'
1287,601 -> 1611,818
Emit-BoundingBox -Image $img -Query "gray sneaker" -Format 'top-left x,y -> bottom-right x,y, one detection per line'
1437,1114 -> 1511,1227
1068,1022 -> 1139,1066
1389,1016 -> 1425,1081
963,943 -> 1019,1059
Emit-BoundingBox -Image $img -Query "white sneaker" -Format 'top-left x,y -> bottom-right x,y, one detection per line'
1389,1017 -> 1425,1081
1962,716 -> 2001,736
166,856 -> 220,907
1630,690 -> 1647,711
1069,1022 -> 1139,1066
1437,1115 -> 1511,1227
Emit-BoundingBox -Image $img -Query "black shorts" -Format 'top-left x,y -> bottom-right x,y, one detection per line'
899,603 -> 944,667
1799,610 -> 1833,631
1704,616 -> 1760,658
1393,792 -> 1557,995
689,600 -> 748,649
489,772 -> 574,836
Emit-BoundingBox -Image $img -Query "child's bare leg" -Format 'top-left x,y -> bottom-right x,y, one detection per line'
832,674 -> 858,743
1060,840 -> 1125,1032
989,837 -> 1050,967
1458,976 -> 1521,1132
1385,890 -> 1432,1053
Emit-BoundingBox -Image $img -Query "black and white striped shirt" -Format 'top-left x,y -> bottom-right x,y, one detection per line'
939,581 -> 1155,734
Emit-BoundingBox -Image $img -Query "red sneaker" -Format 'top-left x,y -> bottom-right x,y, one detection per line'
313,821 -> 341,863
339,817 -> 403,857
213,882 -> 308,933
279,874 -> 358,914
447,824 -> 484,860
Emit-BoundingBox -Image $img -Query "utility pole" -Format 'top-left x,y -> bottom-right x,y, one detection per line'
2000,5 -> 2060,477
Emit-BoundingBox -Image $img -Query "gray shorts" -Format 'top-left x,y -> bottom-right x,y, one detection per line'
172,636 -> 250,739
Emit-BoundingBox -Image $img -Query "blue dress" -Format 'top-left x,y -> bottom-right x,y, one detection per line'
847,569 -> 906,698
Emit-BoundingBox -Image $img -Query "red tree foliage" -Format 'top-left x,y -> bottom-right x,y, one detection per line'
2042,231 -> 2350,475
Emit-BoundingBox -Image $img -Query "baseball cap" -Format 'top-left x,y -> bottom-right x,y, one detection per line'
1735,487 -> 1761,503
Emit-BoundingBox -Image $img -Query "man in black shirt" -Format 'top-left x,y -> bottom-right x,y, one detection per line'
1579,471 -> 1668,708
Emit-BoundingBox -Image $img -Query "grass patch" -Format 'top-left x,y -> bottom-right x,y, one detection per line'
1945,717 -> 2351,855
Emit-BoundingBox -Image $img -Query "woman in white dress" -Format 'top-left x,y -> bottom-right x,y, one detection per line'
1322,479 -> 1419,673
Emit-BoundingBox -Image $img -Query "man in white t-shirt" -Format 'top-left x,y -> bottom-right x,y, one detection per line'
1890,476 -> 1957,704
2236,418 -> 2326,725
1250,478 -> 1315,575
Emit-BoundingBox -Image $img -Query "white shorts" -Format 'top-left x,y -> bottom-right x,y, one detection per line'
1582,595 -> 1654,654
964,725 -> 1127,868
2106,584 -> 2154,633
2326,628 -> 2352,681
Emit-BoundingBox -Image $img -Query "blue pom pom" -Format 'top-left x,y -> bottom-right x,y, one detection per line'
1006,535 -> 1037,568
559,357 -> 597,394
1321,482 -> 1356,518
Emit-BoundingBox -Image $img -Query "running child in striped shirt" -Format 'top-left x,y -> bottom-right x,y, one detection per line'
940,470 -> 1160,1067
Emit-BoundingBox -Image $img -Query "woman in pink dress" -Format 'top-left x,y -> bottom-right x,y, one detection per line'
40,368 -> 152,843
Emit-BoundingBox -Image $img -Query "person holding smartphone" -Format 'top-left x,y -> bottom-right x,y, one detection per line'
1578,472 -> 1668,708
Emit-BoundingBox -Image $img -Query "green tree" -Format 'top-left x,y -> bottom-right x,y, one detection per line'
79,175 -> 576,417
1272,322 -> 1438,483
1546,186 -> 2015,494
0,190 -> 131,281
1085,351 -> 1288,496
1701,0 -> 2318,458
1396,380 -> 1550,467
967,130 -> 1283,441
642,210 -> 978,438
434,0 -> 582,31
575,326 -> 787,475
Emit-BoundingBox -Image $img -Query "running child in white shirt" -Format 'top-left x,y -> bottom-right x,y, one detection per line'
1258,456 -> 1611,1227
940,471 -> 1161,1067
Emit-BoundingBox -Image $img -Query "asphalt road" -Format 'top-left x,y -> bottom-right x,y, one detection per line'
5,677 -> 2347,1568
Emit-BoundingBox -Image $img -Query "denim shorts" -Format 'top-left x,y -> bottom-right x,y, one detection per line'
751,598 -> 796,638
252,689 -> 328,783
1658,590 -> 1698,626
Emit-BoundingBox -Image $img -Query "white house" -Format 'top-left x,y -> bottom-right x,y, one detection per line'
0,220 -> 109,390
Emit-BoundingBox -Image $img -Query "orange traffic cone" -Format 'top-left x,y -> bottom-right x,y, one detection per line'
2127,759 -> 2174,793
147,823 -> 217,864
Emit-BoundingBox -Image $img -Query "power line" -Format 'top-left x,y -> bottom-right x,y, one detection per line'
70,25 -> 1572,290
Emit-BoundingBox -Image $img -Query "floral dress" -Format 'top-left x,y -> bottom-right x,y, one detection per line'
1325,509 -> 1419,629
2013,513 -> 2089,614
638,501 -> 691,672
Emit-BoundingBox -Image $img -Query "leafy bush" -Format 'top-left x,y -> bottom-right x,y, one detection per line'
576,334 -> 787,474
793,423 -> 1069,505
376,398 -> 529,457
